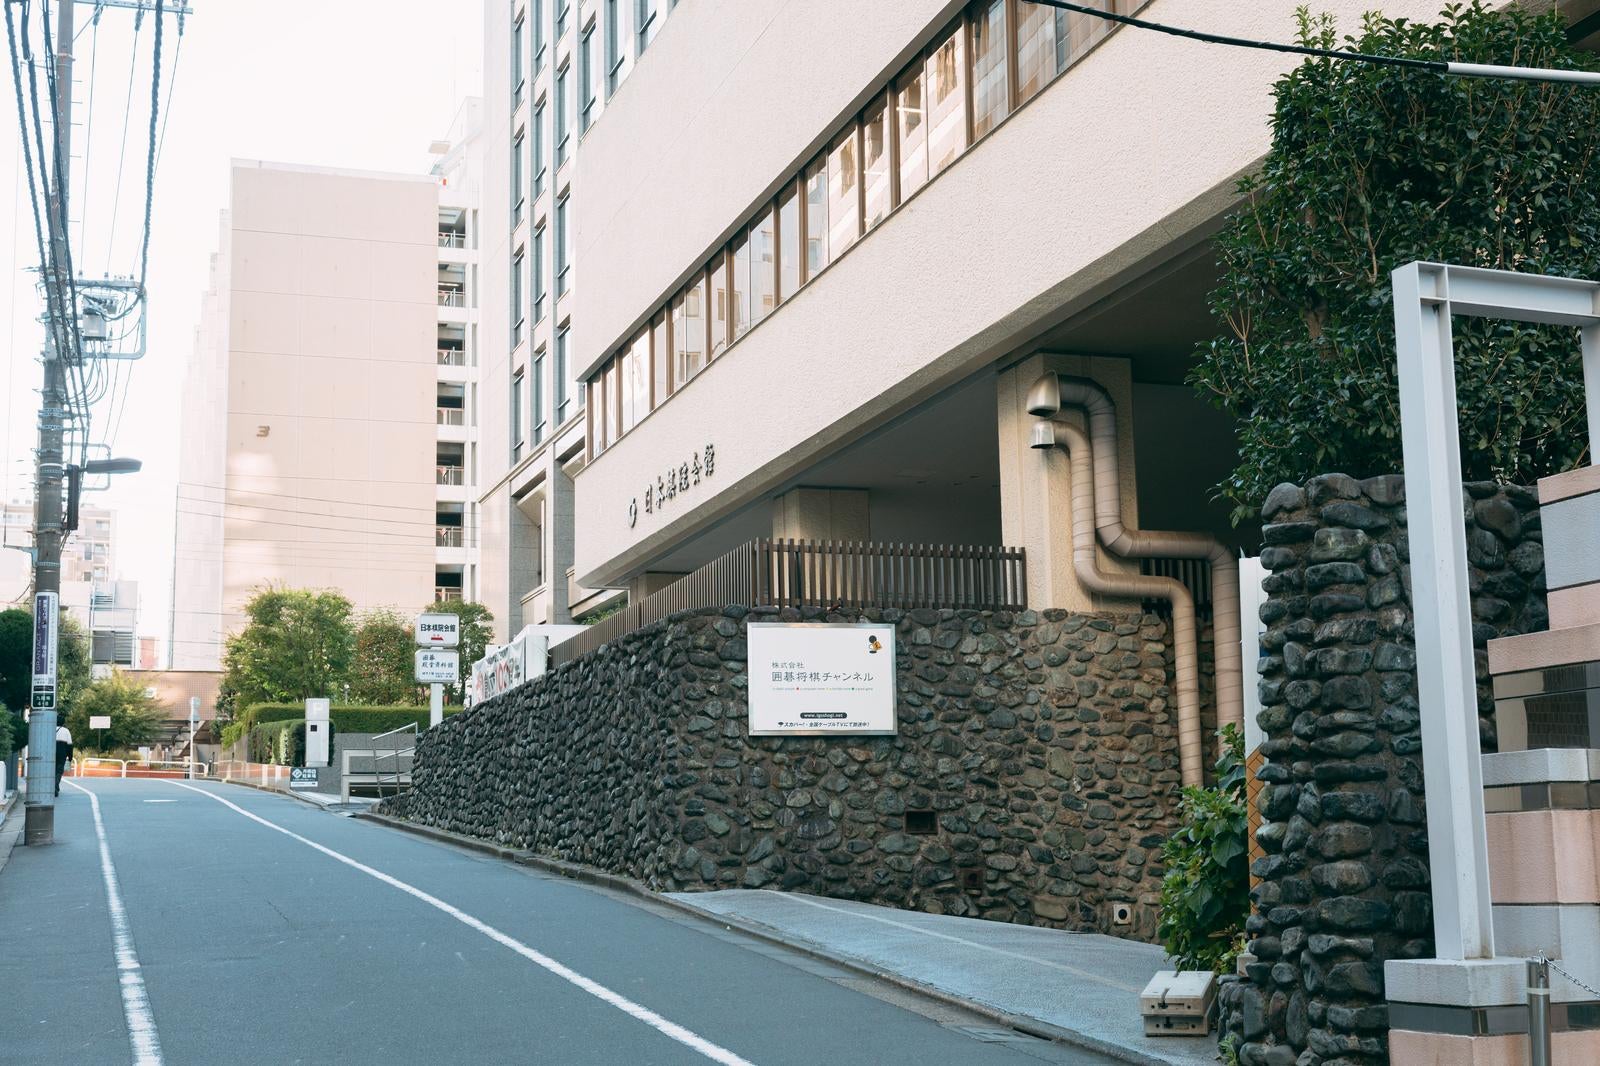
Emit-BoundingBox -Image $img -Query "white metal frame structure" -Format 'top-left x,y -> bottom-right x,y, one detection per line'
1392,262 -> 1600,961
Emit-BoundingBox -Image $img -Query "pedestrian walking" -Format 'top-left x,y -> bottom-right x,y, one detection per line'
55,721 -> 73,796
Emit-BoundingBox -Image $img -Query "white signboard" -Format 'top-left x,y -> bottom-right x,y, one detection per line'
415,649 -> 460,684
415,613 -> 460,647
88,715 -> 112,730
747,623 -> 897,736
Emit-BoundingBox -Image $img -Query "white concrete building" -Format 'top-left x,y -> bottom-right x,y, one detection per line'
555,0 -> 1480,597
473,1 -> 1597,656
172,124 -> 486,669
475,0 -> 685,640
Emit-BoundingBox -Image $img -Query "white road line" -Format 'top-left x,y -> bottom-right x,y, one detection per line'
65,780 -> 165,1066
771,891 -> 1145,994
167,781 -> 757,1066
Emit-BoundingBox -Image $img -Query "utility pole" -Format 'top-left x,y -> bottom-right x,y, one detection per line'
24,0 -> 76,846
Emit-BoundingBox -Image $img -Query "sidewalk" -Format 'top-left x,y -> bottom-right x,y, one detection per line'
668,889 -> 1219,1066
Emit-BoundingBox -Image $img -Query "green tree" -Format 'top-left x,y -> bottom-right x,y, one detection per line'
423,599 -> 493,704
66,671 -> 163,754
219,587 -> 355,712
0,607 -> 31,714
1189,3 -> 1600,521
0,605 -> 90,718
347,610 -> 421,706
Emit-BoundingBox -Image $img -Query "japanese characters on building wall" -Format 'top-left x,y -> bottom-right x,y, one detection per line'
629,444 -> 715,527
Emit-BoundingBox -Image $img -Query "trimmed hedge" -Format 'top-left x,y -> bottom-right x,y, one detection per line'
246,719 -> 307,766
232,704 -> 461,758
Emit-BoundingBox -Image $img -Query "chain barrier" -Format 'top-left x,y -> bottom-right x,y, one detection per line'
1538,955 -> 1600,1000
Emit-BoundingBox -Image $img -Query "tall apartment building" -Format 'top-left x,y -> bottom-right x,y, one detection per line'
172,110 -> 485,669
476,0 -> 679,640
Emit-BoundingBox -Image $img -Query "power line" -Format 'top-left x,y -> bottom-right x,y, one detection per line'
137,0 -> 162,288
151,16 -> 179,172
77,12 -> 98,254
102,15 -> 140,268
174,497 -> 475,533
173,506 -> 463,541
178,479 -> 466,510
1020,0 -> 1600,85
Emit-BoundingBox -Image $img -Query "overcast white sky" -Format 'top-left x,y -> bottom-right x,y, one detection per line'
2,0 -> 484,652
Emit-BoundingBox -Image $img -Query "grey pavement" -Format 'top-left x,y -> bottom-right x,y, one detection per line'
0,778 -> 1125,1065
669,890 -> 1218,1066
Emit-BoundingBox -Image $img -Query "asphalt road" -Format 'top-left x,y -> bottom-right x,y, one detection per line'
0,780 -> 1119,1065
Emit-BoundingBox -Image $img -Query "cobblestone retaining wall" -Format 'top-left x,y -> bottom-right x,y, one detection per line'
381,605 -> 1184,937
1219,474 -> 1547,1066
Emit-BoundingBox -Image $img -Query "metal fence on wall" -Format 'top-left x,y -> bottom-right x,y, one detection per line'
551,539 -> 1026,665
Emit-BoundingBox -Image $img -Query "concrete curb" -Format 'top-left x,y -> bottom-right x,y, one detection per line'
216,777 -> 337,810
0,792 -> 21,878
354,810 -> 1175,1066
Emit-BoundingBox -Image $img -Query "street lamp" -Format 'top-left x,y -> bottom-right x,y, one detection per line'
82,458 -> 142,476
66,458 -> 141,532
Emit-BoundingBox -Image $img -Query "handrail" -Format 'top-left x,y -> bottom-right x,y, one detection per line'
370,722 -> 419,743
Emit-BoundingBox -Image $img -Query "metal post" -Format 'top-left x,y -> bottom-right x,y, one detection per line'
1528,958 -> 1551,1066
25,0 -> 75,847
188,696 -> 198,779
430,682 -> 443,729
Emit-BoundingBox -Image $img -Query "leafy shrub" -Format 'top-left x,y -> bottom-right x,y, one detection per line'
1190,3 -> 1600,522
246,719 -> 307,766
1158,725 -> 1249,974
238,704 -> 454,738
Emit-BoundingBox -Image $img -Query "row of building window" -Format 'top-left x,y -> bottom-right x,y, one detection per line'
584,0 -> 1136,457
510,198 -> 569,340
511,326 -> 579,463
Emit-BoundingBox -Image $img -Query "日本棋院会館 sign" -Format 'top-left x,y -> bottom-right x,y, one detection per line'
747,623 -> 896,736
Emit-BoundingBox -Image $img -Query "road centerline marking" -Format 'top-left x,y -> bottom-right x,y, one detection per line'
66,780 -> 166,1066
167,782 -> 757,1066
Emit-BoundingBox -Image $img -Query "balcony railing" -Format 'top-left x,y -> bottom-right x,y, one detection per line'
436,407 -> 465,426
436,464 -> 464,486
438,231 -> 466,249
437,348 -> 465,366
437,287 -> 465,307
552,539 -> 1026,666
434,587 -> 463,602
436,527 -> 464,548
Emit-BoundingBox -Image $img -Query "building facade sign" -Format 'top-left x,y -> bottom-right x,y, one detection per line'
747,623 -> 897,736
629,443 -> 715,527
470,628 -> 550,703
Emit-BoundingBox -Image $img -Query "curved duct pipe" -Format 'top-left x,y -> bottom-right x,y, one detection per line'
1026,373 -> 1246,763
1036,420 -> 1205,786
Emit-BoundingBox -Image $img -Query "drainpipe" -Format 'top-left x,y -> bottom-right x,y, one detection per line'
1031,419 -> 1205,787
1026,374 -> 1246,754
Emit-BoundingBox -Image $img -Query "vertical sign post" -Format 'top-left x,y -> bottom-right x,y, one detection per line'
415,613 -> 460,728
26,591 -> 60,834
188,696 -> 200,779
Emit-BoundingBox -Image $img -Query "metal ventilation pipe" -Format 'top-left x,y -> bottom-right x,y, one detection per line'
1026,372 -> 1246,767
1034,420 -> 1205,786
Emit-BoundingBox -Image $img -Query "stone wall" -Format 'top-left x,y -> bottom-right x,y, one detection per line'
1219,474 -> 1546,1066
381,605 -> 1185,938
